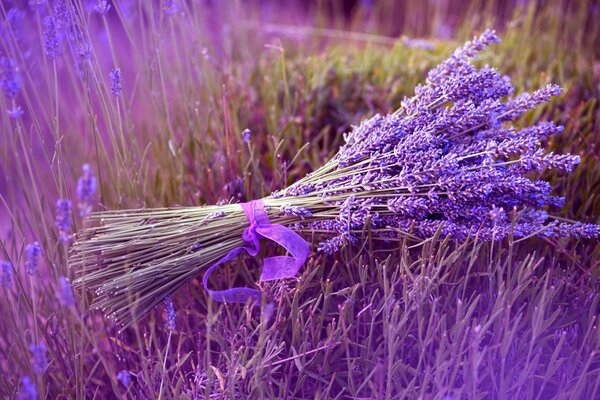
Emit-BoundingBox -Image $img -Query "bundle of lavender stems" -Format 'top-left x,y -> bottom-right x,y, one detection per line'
71,30 -> 598,327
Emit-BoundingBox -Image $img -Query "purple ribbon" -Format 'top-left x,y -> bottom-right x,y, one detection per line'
202,199 -> 310,303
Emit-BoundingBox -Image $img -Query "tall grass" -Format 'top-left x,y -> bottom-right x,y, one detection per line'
0,0 -> 598,398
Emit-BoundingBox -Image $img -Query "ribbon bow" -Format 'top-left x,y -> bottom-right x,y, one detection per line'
202,199 -> 310,303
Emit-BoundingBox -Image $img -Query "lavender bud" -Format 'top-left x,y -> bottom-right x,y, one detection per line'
8,105 -> 24,119
241,128 -> 251,143
110,68 -> 122,97
117,370 -> 132,387
164,295 -> 176,331
0,57 -> 21,99
55,199 -> 72,243
77,163 -> 98,217
0,260 -> 13,289
42,16 -> 64,59
25,242 -> 42,275
58,276 -> 76,307
17,376 -> 37,400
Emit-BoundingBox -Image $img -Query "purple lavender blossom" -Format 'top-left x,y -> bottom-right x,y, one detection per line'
117,370 -> 132,387
0,260 -> 13,289
58,276 -> 76,307
77,163 -> 98,217
110,68 -> 122,97
25,242 -> 42,275
17,376 -> 37,400
29,344 -> 48,374
241,128 -> 252,143
0,57 -> 21,99
55,199 -> 73,243
43,16 -> 64,59
1,8 -> 26,45
164,295 -> 176,331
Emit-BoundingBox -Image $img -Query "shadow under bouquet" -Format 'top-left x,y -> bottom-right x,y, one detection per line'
70,29 -> 599,327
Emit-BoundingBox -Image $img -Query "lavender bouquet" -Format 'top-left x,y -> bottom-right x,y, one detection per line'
71,30 -> 598,327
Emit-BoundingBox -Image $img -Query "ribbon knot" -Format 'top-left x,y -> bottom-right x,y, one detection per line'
202,199 -> 310,303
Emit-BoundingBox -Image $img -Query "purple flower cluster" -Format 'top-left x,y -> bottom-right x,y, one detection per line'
77,163 -> 98,217
280,30 -> 598,252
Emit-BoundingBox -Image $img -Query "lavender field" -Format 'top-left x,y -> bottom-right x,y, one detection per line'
1,1 -> 600,399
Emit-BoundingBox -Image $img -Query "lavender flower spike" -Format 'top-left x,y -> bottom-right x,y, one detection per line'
42,16 -> 64,59
0,57 -> 21,99
164,295 -> 176,331
110,68 -> 122,97
0,260 -> 13,289
58,276 -> 76,307
77,163 -> 98,217
55,199 -> 73,243
17,376 -> 37,400
25,242 -> 42,275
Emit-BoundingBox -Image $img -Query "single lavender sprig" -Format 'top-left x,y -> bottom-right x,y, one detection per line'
110,68 -> 122,97
58,276 -> 76,307
0,260 -> 13,289
164,295 -> 176,331
77,163 -> 98,217
0,57 -> 21,99
42,16 -> 64,59
17,376 -> 37,400
55,199 -> 73,243
25,242 -> 42,275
